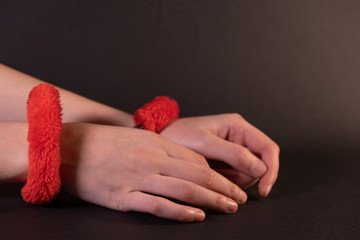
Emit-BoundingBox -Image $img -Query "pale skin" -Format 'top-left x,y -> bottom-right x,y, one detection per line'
0,63 -> 279,222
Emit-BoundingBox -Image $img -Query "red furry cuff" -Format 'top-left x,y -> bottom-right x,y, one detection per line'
134,96 -> 179,133
21,83 -> 63,204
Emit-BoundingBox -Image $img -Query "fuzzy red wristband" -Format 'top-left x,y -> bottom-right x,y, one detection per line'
21,83 -> 63,204
134,96 -> 179,133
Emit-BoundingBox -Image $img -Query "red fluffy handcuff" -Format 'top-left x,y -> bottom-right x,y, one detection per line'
22,84 -> 179,204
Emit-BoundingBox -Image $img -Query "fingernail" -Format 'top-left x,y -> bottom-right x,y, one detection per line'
250,161 -> 267,178
265,184 -> 273,196
227,200 -> 238,213
194,211 -> 205,221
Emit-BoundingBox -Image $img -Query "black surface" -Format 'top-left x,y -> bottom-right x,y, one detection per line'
1,1 -> 360,239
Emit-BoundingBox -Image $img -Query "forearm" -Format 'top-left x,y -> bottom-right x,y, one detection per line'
0,64 -> 133,126
0,122 -> 28,183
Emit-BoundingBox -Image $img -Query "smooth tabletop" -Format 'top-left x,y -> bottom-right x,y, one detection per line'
1,142 -> 359,240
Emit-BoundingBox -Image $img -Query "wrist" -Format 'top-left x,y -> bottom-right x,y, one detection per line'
59,122 -> 86,166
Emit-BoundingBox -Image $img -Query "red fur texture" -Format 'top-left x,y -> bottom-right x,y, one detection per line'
21,83 -> 63,204
134,96 -> 179,133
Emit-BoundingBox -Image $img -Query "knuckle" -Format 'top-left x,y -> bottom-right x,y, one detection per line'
141,131 -> 163,146
229,146 -> 259,174
226,113 -> 245,122
201,170 -> 216,189
180,183 -> 196,200
214,195 -> 226,210
228,145 -> 247,168
194,154 -> 209,167
229,183 -> 239,199
197,134 -> 212,149
273,143 -> 280,154
263,140 -> 280,155
147,197 -> 162,215
228,146 -> 241,161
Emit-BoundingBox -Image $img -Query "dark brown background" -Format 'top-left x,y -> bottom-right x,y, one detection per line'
1,1 -> 359,239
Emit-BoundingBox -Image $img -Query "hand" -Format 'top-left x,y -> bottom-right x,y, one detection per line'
160,114 -> 280,197
59,123 -> 247,222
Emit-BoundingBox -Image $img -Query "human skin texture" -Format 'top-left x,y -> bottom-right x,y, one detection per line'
0,63 -> 279,221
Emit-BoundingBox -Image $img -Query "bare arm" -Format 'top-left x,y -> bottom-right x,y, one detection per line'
0,121 -> 246,222
0,64 -> 133,126
0,64 -> 279,216
0,122 -> 28,182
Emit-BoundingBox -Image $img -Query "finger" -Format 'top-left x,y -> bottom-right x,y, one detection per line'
160,158 -> 247,204
198,134 -> 267,178
239,122 -> 280,197
121,191 -> 205,222
257,147 -> 280,197
162,137 -> 210,167
214,168 -> 259,189
208,159 -> 258,189
140,175 -> 239,213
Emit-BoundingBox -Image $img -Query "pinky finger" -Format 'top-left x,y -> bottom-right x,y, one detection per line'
122,191 -> 206,222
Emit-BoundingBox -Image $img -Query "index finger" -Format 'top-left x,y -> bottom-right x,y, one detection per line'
232,118 -> 280,197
